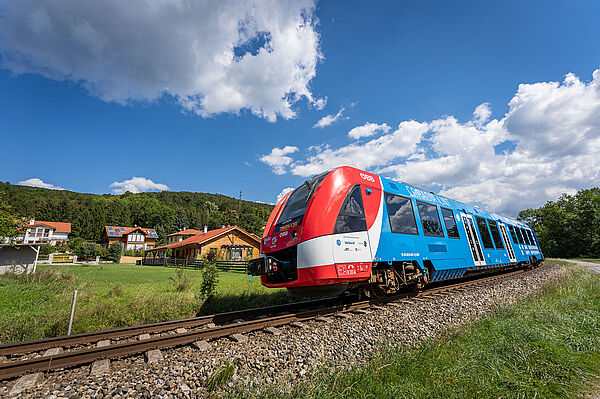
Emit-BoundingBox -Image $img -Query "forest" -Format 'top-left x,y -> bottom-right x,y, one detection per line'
0,181 -> 273,245
519,187 -> 600,258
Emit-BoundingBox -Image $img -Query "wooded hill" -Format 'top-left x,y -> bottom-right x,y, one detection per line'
0,182 -> 274,245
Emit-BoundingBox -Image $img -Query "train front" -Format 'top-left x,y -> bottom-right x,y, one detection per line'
247,166 -> 383,297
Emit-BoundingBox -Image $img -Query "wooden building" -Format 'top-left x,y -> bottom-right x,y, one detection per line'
100,226 -> 158,251
167,228 -> 204,245
146,226 -> 260,261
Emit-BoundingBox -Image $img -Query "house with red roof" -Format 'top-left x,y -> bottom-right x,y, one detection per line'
146,226 -> 260,261
100,226 -> 158,252
166,228 -> 204,245
18,219 -> 71,246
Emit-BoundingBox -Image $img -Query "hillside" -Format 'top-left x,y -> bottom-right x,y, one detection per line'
0,182 -> 273,243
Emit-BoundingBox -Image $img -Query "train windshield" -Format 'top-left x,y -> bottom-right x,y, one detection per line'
273,171 -> 329,233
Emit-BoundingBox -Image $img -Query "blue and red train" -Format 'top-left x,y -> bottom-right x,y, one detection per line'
248,166 -> 543,297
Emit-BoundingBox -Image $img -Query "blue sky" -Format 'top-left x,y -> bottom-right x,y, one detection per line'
1,0 -> 599,215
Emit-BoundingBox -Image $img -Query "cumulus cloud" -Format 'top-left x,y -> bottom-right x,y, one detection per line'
0,0 -> 323,122
260,69 -> 600,216
348,122 -> 391,139
17,178 -> 64,190
313,106 -> 346,128
276,187 -> 294,203
110,176 -> 169,194
259,146 -> 299,175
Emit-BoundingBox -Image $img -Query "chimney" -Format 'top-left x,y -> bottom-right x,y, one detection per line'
29,219 -> 35,225
203,225 -> 208,234
221,225 -> 225,229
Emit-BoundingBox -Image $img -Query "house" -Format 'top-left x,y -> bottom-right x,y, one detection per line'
146,226 -> 260,261
16,219 -> 71,246
100,226 -> 158,251
166,228 -> 204,245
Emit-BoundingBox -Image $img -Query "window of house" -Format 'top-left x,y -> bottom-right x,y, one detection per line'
488,221 -> 505,249
128,233 -> 145,242
334,185 -> 367,234
417,201 -> 444,237
441,207 -> 460,238
508,225 -> 519,244
385,193 -> 418,234
227,248 -> 242,260
43,229 -> 50,237
476,217 -> 495,249
36,228 -> 43,237
247,248 -> 253,258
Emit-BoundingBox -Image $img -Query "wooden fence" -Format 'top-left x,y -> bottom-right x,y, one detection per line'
139,257 -> 248,272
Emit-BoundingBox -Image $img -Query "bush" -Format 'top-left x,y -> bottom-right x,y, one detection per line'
75,242 -> 98,260
199,263 -> 219,300
68,237 -> 85,251
169,268 -> 192,292
106,243 -> 122,263
39,244 -> 54,256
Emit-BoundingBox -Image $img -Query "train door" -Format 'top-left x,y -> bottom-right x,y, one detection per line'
460,213 -> 486,266
498,223 -> 517,263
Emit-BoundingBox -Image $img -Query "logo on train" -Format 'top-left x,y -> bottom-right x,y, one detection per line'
336,239 -> 341,246
359,173 -> 375,182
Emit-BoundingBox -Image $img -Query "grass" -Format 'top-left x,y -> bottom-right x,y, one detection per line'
238,261 -> 600,398
0,263 -> 291,343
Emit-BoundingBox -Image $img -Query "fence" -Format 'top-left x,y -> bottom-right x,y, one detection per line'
51,254 -> 74,264
139,257 -> 248,272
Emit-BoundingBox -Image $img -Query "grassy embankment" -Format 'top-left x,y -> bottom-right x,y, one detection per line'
0,263 -> 289,343
571,258 -> 600,263
242,261 -> 600,398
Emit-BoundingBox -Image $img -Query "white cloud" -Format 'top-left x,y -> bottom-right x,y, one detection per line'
313,106 -> 346,128
0,0 -> 323,122
259,146 -> 299,175
17,178 -> 64,190
348,122 -> 391,139
110,176 -> 169,194
276,187 -> 294,203
260,69 -> 600,216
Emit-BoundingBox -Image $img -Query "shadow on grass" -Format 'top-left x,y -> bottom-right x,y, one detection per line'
197,290 -> 303,316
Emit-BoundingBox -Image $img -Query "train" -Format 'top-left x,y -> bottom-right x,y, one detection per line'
247,166 -> 543,297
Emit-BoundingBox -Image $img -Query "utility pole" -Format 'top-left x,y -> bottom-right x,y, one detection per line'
239,190 -> 242,200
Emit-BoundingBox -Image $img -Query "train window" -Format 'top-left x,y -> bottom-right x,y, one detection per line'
526,230 -> 536,246
516,228 -> 525,244
488,221 -> 505,249
385,193 -> 418,235
441,207 -> 460,238
273,171 -> 329,232
520,228 -> 531,245
334,185 -> 367,234
417,201 -> 444,237
508,225 -> 519,244
476,217 -> 495,249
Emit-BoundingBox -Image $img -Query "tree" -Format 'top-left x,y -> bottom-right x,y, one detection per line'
75,242 -> 98,260
106,243 -> 122,263
0,193 -> 20,240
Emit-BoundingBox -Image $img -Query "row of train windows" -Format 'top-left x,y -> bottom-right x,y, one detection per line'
333,186 -> 537,248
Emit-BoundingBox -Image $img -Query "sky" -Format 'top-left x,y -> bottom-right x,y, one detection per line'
1,0 -> 599,216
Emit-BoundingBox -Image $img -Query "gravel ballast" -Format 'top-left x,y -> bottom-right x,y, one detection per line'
1,262 -> 565,398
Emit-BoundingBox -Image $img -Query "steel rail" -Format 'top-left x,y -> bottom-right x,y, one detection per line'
0,265 -> 540,380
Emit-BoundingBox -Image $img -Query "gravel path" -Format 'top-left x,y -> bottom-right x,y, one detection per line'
1,262 -> 565,399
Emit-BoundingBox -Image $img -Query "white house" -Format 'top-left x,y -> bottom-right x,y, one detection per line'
18,220 -> 71,246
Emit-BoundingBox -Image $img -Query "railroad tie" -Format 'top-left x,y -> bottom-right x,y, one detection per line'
369,305 -> 386,311
138,333 -> 151,340
96,340 -> 111,348
205,323 -> 216,329
388,302 -> 404,308
192,340 -> 211,352
334,313 -> 352,319
315,316 -> 332,323
9,373 -> 43,396
90,359 -> 111,376
43,347 -> 63,357
175,328 -> 188,334
263,327 -> 282,335
145,349 -> 163,365
352,309 -> 371,314
0,355 -> 7,363
230,333 -> 248,343
289,321 -> 306,328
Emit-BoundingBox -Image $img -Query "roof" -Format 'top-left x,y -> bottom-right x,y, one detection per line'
147,226 -> 260,252
27,221 -> 72,233
167,229 -> 203,237
104,226 -> 158,239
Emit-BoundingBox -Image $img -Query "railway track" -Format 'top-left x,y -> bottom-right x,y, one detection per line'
0,265 -> 541,381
